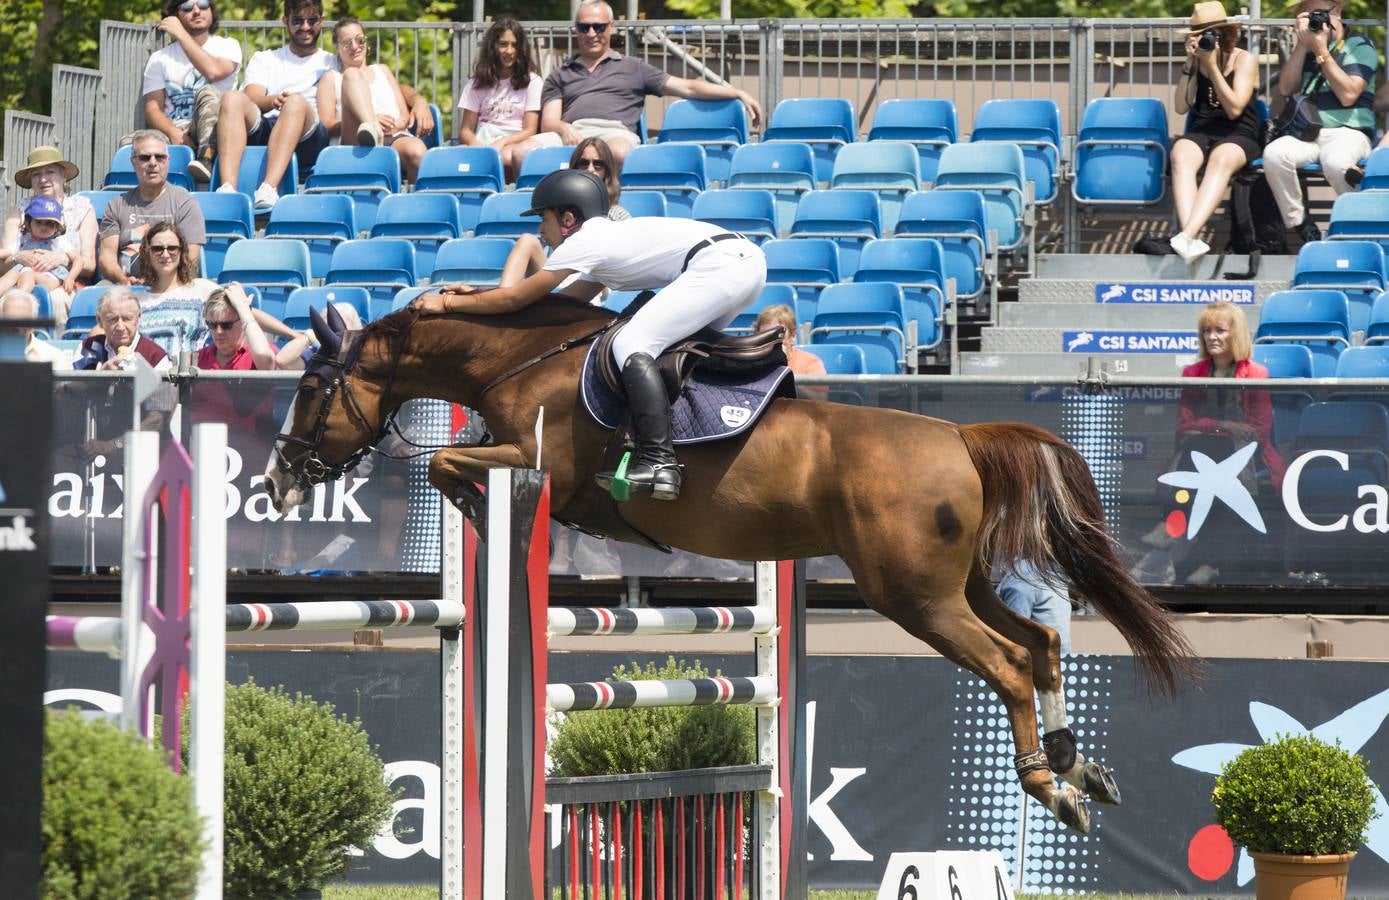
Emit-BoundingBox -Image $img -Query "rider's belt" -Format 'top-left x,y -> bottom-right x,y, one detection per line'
681,233 -> 743,273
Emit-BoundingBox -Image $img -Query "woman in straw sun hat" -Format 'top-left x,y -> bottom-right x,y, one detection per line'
1157,1 -> 1259,264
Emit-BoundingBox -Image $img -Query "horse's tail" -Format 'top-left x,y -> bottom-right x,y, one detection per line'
957,422 -> 1199,696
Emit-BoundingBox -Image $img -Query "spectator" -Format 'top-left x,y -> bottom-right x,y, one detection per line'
500,138 -> 630,288
197,284 -> 277,371
0,197 -> 77,297
512,0 -> 762,169
0,289 -> 70,369
214,0 -> 334,211
1,145 -> 98,329
753,303 -> 828,400
995,561 -> 1072,655
98,130 -> 206,284
457,16 -> 542,181
74,287 -> 172,371
1264,0 -> 1377,243
141,0 -> 242,184
274,299 -> 358,369
316,16 -> 427,181
1150,2 -> 1259,263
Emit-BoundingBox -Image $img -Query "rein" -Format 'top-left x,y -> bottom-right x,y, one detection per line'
476,320 -> 614,402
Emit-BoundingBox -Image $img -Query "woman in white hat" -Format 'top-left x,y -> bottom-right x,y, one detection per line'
1160,1 -> 1259,263
0,146 -> 99,328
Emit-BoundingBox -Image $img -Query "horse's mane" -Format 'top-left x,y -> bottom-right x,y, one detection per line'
363,296 -> 617,345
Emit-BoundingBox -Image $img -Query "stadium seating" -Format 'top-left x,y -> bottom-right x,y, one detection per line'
829,141 -> 920,232
619,191 -> 668,217
515,145 -> 574,190
726,283 -> 800,333
788,190 -> 882,279
282,286 -> 372,330
76,190 -> 122,220
1366,292 -> 1389,345
30,284 -> 51,321
1254,290 -> 1352,377
413,102 -> 446,150
474,192 -> 538,238
1359,147 -> 1389,190
194,190 -> 254,282
969,99 -> 1063,205
809,282 -> 911,374
210,146 -> 298,203
263,194 -> 358,280
1252,344 -> 1316,378
62,286 -> 107,338
1291,241 -> 1388,335
103,144 -> 196,192
1334,345 -> 1389,379
619,144 -> 708,218
302,146 -> 402,231
390,286 -> 433,312
324,238 -> 418,307
429,237 -> 515,285
852,238 -> 946,350
762,237 -> 841,314
370,193 -> 465,279
1072,97 -> 1168,205
217,239 -> 312,317
727,141 -> 818,234
801,342 -> 869,375
762,98 -> 857,185
691,189 -> 778,243
933,143 -> 1027,255
656,98 -> 750,186
603,290 -> 643,314
1327,191 -> 1389,249
894,190 -> 991,302
867,98 -> 957,185
413,146 -> 505,234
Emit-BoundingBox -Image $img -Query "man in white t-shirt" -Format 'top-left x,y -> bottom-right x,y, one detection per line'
414,168 -> 767,501
213,0 -> 333,211
141,0 -> 242,184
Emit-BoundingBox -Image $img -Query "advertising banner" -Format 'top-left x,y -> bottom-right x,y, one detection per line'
1093,282 -> 1256,305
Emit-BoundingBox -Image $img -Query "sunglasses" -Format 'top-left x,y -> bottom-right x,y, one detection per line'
149,243 -> 181,255
179,0 -> 211,11
135,153 -> 169,163
289,15 -> 322,27
205,318 -> 240,331
575,21 -> 609,33
338,36 -> 368,47
573,158 -> 607,171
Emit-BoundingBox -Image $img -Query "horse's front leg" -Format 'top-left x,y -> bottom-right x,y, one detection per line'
428,444 -> 530,541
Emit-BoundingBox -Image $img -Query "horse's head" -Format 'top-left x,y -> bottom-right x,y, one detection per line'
264,305 -> 392,513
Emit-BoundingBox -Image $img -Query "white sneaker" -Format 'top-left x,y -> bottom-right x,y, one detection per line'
1169,233 -> 1210,264
252,183 -> 279,212
216,182 -> 238,194
356,122 -> 382,147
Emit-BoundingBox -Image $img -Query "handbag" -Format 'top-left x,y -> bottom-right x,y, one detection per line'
1267,72 -> 1326,144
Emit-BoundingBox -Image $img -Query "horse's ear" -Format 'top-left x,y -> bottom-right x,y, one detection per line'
310,306 -> 341,357
326,303 -> 347,336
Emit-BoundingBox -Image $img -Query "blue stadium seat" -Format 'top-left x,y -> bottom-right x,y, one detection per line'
969,99 -> 1063,205
76,190 -> 122,220
809,282 -> 910,374
217,239 -> 312,317
801,342 -> 869,375
390,285 -> 433,312
412,102 -> 446,151
1366,292 -> 1389,345
1327,191 -> 1389,250
282,286 -> 372,331
1252,344 -> 1316,378
762,237 -> 841,315
430,237 -> 514,285
727,142 -> 818,234
691,189 -> 777,243
1072,97 -> 1168,205
62,286 -> 107,338
210,146 -> 298,204
474,192 -> 538,238
894,190 -> 991,302
619,191 -> 668,217
1254,289 -> 1352,377
324,238 -> 417,307
263,194 -> 357,280
867,98 -> 957,185
1292,241 -> 1388,335
829,142 -> 920,232
933,143 -> 1027,254
414,146 -> 505,235
726,283 -> 800,333
194,191 -> 254,282
302,146 -> 401,231
656,98 -> 749,187
1359,147 -> 1389,191
370,193 -> 464,280
1334,345 -> 1389,379
788,190 -> 881,279
515,145 -> 575,190
620,144 -> 707,218
852,238 -> 945,350
103,144 -> 195,191
603,290 -> 643,314
762,98 -> 856,185
30,284 -> 51,321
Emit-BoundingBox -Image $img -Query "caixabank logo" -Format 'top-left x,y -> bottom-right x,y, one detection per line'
1156,443 -> 1267,539
0,477 -> 38,552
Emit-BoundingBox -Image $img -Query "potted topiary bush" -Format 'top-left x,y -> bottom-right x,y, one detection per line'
1212,733 -> 1379,900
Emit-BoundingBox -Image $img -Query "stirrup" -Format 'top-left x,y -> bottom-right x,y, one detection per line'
597,452 -> 682,502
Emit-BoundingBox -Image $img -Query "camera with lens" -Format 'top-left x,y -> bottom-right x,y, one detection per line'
1198,30 -> 1219,50
1307,8 -> 1331,32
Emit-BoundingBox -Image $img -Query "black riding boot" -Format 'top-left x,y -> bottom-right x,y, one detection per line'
596,353 -> 682,500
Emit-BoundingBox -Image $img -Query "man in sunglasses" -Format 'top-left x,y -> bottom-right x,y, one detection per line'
141,0 -> 242,184
214,0 -> 334,211
98,130 -> 206,284
513,0 -> 762,171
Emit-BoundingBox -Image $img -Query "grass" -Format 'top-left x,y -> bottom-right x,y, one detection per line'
322,887 -> 1190,899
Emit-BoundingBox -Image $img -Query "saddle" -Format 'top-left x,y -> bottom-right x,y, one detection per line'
594,292 -> 789,399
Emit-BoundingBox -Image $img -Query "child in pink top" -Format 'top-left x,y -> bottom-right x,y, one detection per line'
457,16 -> 541,180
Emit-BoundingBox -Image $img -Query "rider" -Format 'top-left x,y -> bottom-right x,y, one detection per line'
414,168 -> 767,500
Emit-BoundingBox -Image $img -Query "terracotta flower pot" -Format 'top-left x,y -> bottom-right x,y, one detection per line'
1250,850 -> 1355,900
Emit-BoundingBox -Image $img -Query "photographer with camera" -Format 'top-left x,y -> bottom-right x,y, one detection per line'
1263,0 -> 1377,244
1146,2 -> 1259,263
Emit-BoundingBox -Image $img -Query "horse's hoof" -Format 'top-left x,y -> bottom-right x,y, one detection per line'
1052,785 -> 1091,835
451,487 -> 487,542
1082,762 -> 1122,805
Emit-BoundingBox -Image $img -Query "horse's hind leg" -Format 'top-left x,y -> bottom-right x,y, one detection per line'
964,567 -> 1122,806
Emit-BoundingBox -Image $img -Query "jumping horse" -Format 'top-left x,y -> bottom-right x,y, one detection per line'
264,300 -> 1198,834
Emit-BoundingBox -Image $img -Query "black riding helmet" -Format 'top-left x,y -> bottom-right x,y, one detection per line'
523,168 -> 611,222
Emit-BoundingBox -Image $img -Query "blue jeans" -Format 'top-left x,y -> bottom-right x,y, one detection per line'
996,560 -> 1072,655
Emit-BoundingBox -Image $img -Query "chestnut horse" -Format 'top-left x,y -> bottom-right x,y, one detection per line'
264,301 -> 1196,834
